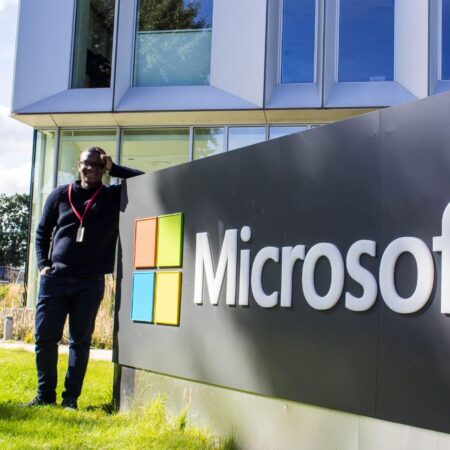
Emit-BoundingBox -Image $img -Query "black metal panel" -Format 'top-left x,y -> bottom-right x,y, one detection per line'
376,93 -> 450,432
115,91 -> 450,433
116,111 -> 381,417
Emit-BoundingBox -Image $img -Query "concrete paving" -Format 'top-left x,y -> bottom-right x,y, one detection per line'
0,341 -> 112,361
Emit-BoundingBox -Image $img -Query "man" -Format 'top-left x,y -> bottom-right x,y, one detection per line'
25,147 -> 142,409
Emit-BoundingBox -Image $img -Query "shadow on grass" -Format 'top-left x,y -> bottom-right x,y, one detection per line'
0,400 -> 106,426
85,402 -> 116,414
0,400 -> 36,421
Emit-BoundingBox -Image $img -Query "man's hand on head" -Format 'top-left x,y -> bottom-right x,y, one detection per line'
100,154 -> 113,172
40,267 -> 52,276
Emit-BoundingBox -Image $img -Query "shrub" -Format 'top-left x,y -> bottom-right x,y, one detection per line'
0,275 -> 115,349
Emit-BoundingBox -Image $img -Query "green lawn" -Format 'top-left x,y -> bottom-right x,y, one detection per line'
0,348 -> 232,449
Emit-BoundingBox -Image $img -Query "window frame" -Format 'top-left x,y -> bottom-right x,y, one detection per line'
69,0 -> 120,91
265,0 -> 323,108
278,0 -> 319,85
132,0 -> 214,88
336,0 -> 395,83
323,0 -> 420,107
430,0 -> 450,94
114,0 -> 266,111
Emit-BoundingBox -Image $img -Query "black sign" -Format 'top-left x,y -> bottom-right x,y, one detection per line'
115,91 -> 450,434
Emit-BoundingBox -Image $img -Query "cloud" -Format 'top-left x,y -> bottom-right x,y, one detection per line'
0,161 -> 31,195
0,0 -> 17,14
0,0 -> 31,196
0,104 -> 33,195
0,104 -> 33,166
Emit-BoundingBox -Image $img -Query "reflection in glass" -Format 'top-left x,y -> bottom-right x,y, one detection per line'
72,0 -> 116,88
57,130 -> 116,186
281,0 -> 316,83
121,129 -> 190,173
193,128 -> 224,160
27,131 -> 56,306
269,126 -> 309,140
228,127 -> 266,151
338,0 -> 394,82
135,0 -> 213,86
443,0 -> 450,80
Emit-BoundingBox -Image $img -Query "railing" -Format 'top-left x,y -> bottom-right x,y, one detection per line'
0,266 -> 25,284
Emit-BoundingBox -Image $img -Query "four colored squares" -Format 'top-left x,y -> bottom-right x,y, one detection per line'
131,213 -> 183,326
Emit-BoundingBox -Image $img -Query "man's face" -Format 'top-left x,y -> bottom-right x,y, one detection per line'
78,150 -> 106,186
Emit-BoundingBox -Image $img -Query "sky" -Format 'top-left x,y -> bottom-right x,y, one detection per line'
0,0 -> 33,196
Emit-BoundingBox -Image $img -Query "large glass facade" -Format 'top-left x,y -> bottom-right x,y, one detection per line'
281,0 -> 316,83
443,0 -> 450,80
338,0 -> 395,82
72,0 -> 116,88
134,0 -> 213,86
193,127 -> 225,160
27,131 -> 56,306
121,129 -> 190,172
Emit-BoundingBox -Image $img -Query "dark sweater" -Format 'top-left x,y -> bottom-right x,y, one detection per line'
35,163 -> 143,278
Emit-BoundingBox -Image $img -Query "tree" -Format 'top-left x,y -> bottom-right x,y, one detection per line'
138,0 -> 208,31
0,193 -> 30,267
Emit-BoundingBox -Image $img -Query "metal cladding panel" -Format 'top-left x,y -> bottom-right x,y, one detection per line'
116,91 -> 450,433
210,0 -> 266,106
117,112 -> 380,417
376,92 -> 450,432
13,0 -> 75,111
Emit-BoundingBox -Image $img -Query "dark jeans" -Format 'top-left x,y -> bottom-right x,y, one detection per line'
35,275 -> 104,402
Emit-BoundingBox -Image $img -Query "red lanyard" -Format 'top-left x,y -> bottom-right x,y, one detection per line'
68,183 -> 103,227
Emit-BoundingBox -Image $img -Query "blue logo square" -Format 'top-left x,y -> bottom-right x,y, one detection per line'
131,271 -> 155,322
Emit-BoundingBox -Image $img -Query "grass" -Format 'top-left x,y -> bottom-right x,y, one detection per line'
0,348 -> 232,449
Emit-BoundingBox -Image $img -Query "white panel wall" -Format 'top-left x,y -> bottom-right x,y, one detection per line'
13,0 -> 75,112
210,0 -> 266,107
430,0 -> 450,94
122,367 -> 450,450
113,0 -> 137,110
323,0 -> 339,105
395,0 -> 429,98
429,0 -> 440,94
264,0 -> 280,105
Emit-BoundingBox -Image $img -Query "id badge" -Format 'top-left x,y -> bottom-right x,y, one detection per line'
76,226 -> 85,243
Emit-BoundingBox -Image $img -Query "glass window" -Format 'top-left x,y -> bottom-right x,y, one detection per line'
269,125 -> 309,139
338,0 -> 394,82
281,0 -> 316,83
72,0 -> 116,88
27,131 -> 56,306
57,130 -> 116,186
443,0 -> 450,80
228,127 -> 266,151
193,127 -> 225,160
134,0 -> 213,87
121,129 -> 190,173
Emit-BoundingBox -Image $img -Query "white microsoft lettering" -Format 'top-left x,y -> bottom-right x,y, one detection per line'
379,237 -> 434,314
194,229 -> 237,306
194,203 -> 450,314
345,240 -> 377,312
302,243 -> 345,311
433,203 -> 450,313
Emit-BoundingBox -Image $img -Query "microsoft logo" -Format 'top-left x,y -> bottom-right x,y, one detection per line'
131,213 -> 184,326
